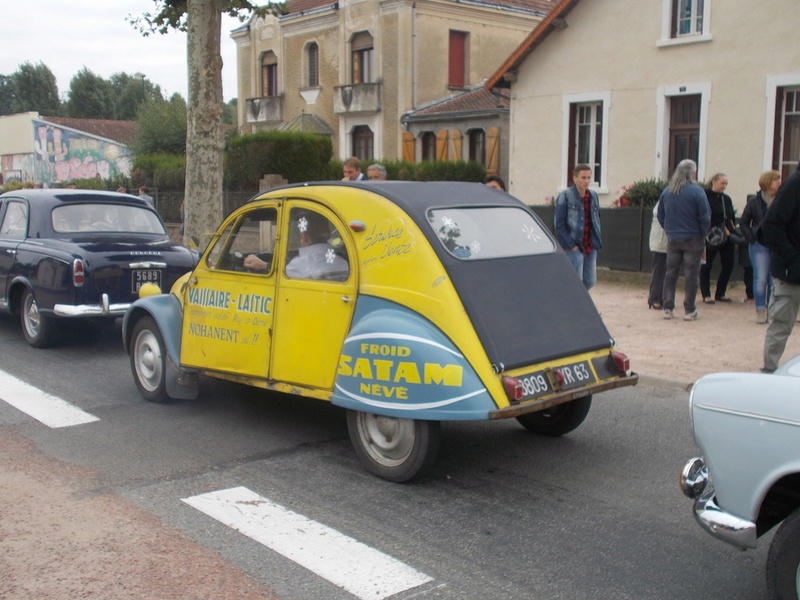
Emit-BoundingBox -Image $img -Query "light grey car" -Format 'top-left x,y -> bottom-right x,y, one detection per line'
680,355 -> 800,600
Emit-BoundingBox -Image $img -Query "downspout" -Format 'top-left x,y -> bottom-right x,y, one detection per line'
411,1 -> 417,109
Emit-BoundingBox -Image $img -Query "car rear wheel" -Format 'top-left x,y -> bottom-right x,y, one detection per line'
20,288 -> 56,348
346,410 -> 440,483
767,507 -> 800,600
515,396 -> 592,437
130,316 -> 170,403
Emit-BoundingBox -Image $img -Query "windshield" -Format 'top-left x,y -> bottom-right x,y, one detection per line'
52,203 -> 166,234
427,206 -> 555,260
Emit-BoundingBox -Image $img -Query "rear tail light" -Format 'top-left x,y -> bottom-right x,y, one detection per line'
72,259 -> 85,287
612,351 -> 630,374
502,376 -> 524,402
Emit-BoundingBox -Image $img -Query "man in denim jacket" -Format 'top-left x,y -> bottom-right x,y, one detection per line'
554,164 -> 603,289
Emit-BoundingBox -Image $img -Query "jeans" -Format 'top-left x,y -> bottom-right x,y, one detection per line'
663,235 -> 705,314
567,248 -> 598,290
700,238 -> 735,299
763,278 -> 800,371
749,242 -> 772,311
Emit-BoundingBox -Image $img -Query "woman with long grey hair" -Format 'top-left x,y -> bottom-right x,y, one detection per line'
656,159 -> 712,320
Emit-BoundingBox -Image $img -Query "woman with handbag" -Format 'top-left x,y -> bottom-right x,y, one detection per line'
740,170 -> 782,323
700,173 -> 736,304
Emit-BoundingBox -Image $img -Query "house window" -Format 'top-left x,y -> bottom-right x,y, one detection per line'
668,95 -> 701,174
307,43 -> 319,87
776,87 -> 800,179
569,102 -> 603,185
351,32 -> 374,84
660,0 -> 710,43
352,125 -> 374,161
449,31 -> 468,89
421,132 -> 436,162
674,0 -> 704,36
261,51 -> 278,97
468,129 -> 485,164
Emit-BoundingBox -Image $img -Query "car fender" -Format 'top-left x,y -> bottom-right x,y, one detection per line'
332,296 -> 496,420
691,371 -> 800,521
123,294 -> 198,400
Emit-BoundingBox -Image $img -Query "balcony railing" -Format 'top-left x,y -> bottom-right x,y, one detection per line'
246,96 -> 283,124
333,82 -> 381,115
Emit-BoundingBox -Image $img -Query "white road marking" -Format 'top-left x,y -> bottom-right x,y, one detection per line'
0,369 -> 99,428
183,486 -> 434,600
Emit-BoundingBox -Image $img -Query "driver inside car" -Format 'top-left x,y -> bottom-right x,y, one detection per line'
245,211 -> 349,280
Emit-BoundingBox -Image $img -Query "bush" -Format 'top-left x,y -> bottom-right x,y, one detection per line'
614,178 -> 668,208
133,153 -> 185,192
225,131 -> 334,189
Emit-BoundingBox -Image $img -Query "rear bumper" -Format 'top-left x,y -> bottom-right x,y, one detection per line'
54,293 -> 131,317
488,373 -> 639,419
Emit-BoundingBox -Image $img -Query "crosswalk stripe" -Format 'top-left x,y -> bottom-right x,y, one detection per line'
183,486 -> 434,600
0,369 -> 99,428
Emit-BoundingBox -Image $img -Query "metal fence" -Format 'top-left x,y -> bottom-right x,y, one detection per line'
151,190 -> 258,224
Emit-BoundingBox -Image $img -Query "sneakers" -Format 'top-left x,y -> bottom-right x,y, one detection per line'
663,309 -> 673,320
683,310 -> 700,321
757,309 -> 768,324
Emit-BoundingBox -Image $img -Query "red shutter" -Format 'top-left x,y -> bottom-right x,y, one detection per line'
448,31 -> 466,88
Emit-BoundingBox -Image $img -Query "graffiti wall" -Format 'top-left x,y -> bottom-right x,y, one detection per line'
32,120 -> 132,185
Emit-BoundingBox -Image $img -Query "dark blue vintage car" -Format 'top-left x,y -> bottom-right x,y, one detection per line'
0,189 -> 197,347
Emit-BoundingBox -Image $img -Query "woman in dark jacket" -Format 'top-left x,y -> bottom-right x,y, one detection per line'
740,170 -> 782,323
700,173 -> 736,303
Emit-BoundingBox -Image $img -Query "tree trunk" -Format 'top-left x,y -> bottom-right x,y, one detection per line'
184,0 -> 224,244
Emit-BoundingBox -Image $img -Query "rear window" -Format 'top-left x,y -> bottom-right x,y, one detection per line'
52,204 -> 166,234
427,206 -> 555,260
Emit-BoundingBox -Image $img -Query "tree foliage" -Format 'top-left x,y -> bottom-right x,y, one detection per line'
8,62 -> 61,115
67,67 -> 115,119
133,96 -> 188,155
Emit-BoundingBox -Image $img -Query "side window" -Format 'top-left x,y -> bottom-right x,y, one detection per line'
0,202 -> 28,237
284,208 -> 349,281
205,207 -> 278,273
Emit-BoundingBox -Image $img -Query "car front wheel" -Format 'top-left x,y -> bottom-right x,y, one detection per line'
767,507 -> 800,600
346,410 -> 440,483
130,316 -> 170,403
20,288 -> 56,348
515,396 -> 592,436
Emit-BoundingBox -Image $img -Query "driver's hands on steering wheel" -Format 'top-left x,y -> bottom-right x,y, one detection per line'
243,254 -> 268,271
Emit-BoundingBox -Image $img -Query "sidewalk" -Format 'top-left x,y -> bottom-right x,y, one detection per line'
589,269 -> 800,389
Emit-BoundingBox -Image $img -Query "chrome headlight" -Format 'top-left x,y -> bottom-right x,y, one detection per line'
680,457 -> 708,499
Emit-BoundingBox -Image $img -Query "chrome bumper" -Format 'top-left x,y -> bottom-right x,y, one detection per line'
680,457 -> 757,550
54,293 -> 131,317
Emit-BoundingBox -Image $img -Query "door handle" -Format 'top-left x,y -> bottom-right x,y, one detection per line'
342,295 -> 353,303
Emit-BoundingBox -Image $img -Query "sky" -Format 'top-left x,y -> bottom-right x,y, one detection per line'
0,1 -> 243,103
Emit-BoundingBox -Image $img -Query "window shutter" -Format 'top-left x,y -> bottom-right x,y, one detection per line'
486,127 -> 500,175
448,31 -> 467,88
436,130 -> 448,160
449,130 -> 463,161
403,132 -> 416,162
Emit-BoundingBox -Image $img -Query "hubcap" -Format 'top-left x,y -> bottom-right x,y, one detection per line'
23,294 -> 40,337
357,413 -> 415,467
134,330 -> 162,392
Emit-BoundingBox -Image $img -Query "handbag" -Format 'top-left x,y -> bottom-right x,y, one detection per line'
705,200 -> 729,249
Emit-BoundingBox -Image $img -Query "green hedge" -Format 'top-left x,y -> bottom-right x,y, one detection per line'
225,131 -> 334,190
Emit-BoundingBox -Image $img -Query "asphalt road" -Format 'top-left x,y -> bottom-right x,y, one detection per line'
0,312 -> 770,600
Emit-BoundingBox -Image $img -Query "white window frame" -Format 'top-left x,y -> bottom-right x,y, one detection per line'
561,91 -> 610,194
654,82 -> 711,181
764,74 -> 800,172
658,0 -> 712,47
